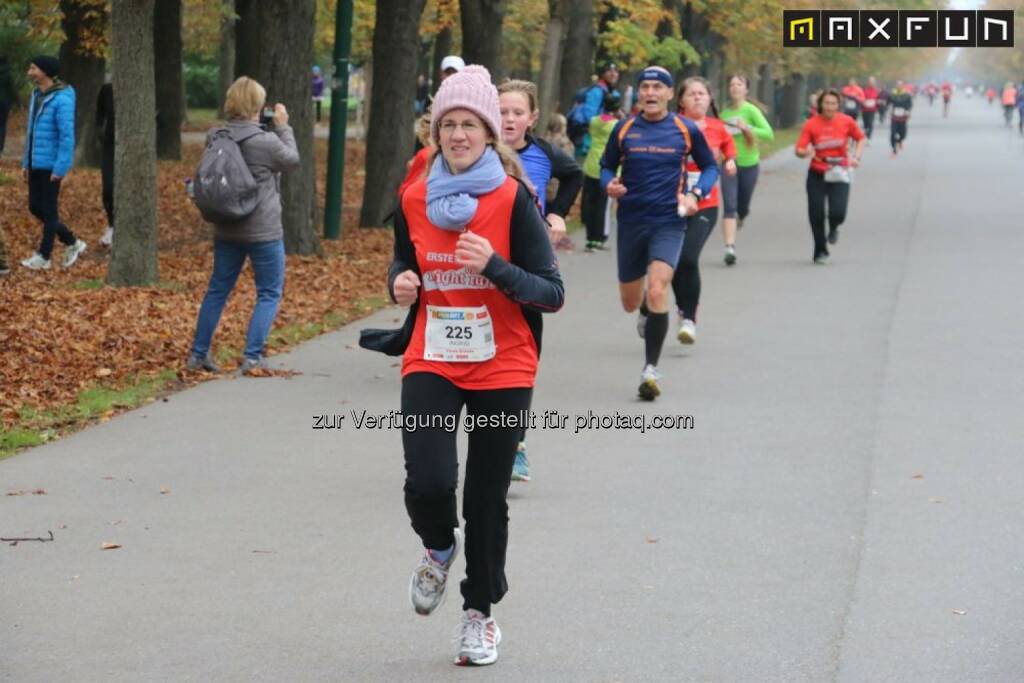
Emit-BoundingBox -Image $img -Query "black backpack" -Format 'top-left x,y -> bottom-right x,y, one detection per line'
193,128 -> 261,223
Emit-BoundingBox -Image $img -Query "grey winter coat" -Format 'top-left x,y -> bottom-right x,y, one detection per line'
212,120 -> 300,243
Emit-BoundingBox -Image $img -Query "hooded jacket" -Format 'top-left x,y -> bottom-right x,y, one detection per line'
22,82 -> 76,177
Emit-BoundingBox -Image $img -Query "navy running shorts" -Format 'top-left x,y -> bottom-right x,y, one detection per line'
616,220 -> 686,283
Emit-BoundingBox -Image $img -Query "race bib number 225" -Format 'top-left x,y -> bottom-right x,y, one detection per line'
424,305 -> 496,362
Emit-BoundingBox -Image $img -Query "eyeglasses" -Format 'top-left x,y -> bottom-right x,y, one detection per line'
439,120 -> 482,135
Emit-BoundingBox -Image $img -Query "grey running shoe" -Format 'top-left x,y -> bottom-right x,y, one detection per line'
186,353 -> 221,373
21,253 -> 51,270
239,357 -> 267,375
724,245 -> 737,266
410,528 -> 463,616
827,227 -> 839,245
62,239 -> 87,268
454,609 -> 502,666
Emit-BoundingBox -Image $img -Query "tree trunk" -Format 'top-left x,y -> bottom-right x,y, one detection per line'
656,0 -> 674,40
595,1 -> 620,67
557,0 -> 594,115
679,2 -> 708,79
217,0 -> 236,118
779,73 -> 805,129
235,0 -> 319,255
360,61 -> 372,138
359,0 -> 426,227
234,0 -> 261,80
459,0 -> 505,79
153,0 -> 183,160
705,45 -> 724,96
432,25 -> 452,93
108,0 -> 159,287
58,0 -> 106,169
536,0 -> 566,135
758,62 -> 777,125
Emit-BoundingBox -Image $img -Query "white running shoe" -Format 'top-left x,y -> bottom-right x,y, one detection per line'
63,239 -> 87,268
454,609 -> 502,666
99,226 -> 113,247
638,364 -> 661,401
409,528 -> 463,616
21,253 -> 51,270
677,318 -> 696,345
724,245 -> 737,266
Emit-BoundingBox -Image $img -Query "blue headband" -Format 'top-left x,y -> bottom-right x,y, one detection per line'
638,66 -> 673,89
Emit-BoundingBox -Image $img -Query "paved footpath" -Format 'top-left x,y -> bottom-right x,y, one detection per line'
3,97 -> 1023,682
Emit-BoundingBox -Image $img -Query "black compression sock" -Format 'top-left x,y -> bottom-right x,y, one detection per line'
644,312 -> 669,366
639,297 -> 650,317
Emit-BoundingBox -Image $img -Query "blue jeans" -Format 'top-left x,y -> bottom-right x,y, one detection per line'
191,239 -> 285,360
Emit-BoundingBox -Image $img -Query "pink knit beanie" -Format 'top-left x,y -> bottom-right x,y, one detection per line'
430,65 -> 502,144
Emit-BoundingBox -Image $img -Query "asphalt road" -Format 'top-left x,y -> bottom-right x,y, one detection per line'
3,95 -> 1023,682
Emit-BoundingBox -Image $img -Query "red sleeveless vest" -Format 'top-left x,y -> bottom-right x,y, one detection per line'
401,175 -> 539,390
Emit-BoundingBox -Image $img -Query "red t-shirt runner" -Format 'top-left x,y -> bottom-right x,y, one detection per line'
796,113 -> 865,174
681,116 -> 736,210
862,87 -> 879,112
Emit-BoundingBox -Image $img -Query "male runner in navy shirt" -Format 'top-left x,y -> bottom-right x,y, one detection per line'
600,66 -> 719,400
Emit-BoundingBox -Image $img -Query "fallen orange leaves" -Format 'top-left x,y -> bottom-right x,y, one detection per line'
1,138 -> 392,429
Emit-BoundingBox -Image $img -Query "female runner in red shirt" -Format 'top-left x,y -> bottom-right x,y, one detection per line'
388,65 -> 564,667
672,77 -> 737,345
795,90 -> 866,264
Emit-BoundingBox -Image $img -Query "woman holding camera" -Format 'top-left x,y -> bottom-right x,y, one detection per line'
186,76 -> 300,374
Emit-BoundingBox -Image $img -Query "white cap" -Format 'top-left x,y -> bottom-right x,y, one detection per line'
440,55 -> 465,73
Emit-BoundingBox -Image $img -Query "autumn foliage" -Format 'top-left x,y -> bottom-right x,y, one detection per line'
0,122 -> 392,428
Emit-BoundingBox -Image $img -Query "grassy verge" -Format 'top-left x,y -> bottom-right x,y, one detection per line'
1,296 -> 396,461
266,295 -> 390,349
69,278 -> 190,292
759,127 -> 800,160
1,370 -> 181,461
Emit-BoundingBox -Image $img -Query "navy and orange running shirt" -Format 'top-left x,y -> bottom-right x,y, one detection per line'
599,112 -> 719,226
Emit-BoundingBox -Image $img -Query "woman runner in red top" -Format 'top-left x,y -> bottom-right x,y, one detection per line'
388,65 -> 563,667
672,77 -> 736,345
795,89 -> 866,264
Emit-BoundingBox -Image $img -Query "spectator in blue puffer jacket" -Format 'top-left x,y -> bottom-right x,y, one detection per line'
20,55 -> 86,271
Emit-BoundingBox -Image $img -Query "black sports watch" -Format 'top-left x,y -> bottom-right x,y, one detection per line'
687,187 -> 703,201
